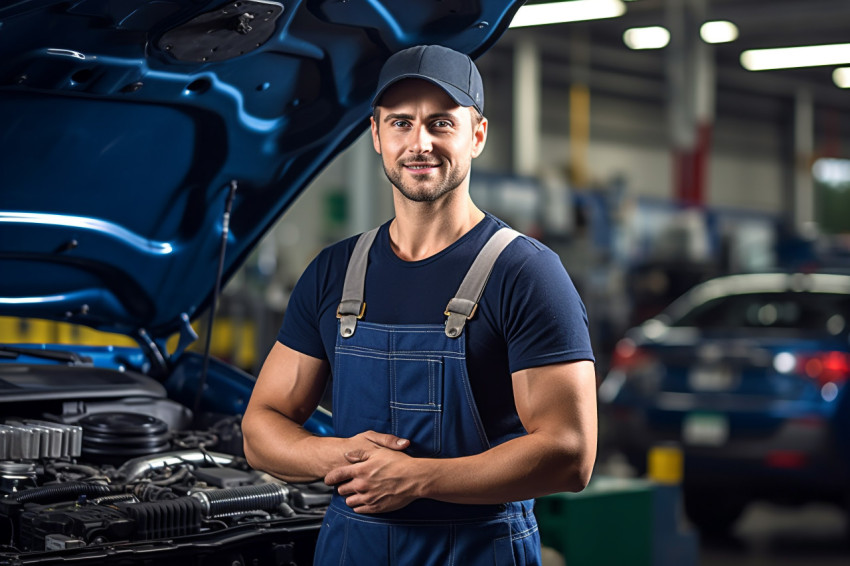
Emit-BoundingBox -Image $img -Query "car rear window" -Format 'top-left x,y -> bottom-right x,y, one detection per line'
672,292 -> 850,333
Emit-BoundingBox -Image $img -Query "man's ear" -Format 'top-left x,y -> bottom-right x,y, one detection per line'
471,116 -> 488,159
371,115 -> 381,154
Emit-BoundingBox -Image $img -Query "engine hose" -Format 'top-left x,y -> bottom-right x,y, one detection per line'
132,483 -> 178,501
46,462 -> 102,478
92,493 -> 138,505
10,481 -> 113,504
116,450 -> 235,482
190,483 -> 288,518
151,466 -> 190,486
116,497 -> 204,539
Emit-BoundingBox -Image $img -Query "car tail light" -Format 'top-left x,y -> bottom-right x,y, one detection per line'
765,450 -> 808,469
610,338 -> 657,371
797,351 -> 850,387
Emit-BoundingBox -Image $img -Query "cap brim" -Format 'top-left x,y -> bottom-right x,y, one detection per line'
371,74 -> 480,113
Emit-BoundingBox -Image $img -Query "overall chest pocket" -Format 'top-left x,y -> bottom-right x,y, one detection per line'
333,337 -> 446,458
390,356 -> 443,457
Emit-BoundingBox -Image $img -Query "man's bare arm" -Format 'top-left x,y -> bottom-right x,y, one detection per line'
327,360 -> 597,513
242,342 -> 409,483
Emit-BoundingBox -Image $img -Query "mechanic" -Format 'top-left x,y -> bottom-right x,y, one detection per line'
242,44 -> 597,565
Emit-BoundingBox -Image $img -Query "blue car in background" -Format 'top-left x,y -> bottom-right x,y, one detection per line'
599,272 -> 850,536
0,1 -> 523,564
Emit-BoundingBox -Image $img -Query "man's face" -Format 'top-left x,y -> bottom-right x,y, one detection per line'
371,79 -> 487,203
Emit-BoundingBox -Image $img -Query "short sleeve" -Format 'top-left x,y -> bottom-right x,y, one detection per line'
277,256 -> 328,361
501,244 -> 595,373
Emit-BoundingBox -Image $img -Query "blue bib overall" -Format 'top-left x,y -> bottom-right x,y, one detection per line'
313,228 -> 542,566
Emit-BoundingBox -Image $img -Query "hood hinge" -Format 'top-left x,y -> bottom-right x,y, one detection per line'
172,313 -> 199,360
137,328 -> 168,377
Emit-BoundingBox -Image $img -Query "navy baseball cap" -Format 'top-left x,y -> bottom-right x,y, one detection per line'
371,45 -> 484,115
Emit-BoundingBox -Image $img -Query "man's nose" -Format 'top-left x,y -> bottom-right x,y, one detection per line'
410,126 -> 433,153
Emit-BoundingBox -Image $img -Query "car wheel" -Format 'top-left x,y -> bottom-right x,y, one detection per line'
683,487 -> 746,537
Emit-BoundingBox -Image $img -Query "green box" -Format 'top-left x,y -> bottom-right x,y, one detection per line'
535,476 -> 654,566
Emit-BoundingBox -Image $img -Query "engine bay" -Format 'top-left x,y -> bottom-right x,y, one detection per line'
0,363 -> 328,566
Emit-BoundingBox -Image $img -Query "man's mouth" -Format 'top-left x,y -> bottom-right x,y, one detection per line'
404,162 -> 440,171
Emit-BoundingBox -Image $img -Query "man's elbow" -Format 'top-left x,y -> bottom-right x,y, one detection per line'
242,435 -> 261,471
555,441 -> 596,493
563,458 -> 594,493
240,411 -> 264,471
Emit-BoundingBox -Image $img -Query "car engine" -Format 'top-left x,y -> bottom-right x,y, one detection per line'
0,363 -> 329,566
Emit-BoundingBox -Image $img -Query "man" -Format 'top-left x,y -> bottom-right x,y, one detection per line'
242,44 -> 597,565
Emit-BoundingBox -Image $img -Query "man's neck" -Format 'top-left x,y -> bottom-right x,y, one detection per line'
388,193 -> 485,262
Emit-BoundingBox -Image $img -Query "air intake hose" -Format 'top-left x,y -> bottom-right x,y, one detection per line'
190,483 -> 288,518
10,482 -> 113,504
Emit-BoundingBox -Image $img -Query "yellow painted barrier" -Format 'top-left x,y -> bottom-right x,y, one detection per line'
648,443 -> 684,485
0,316 -> 258,370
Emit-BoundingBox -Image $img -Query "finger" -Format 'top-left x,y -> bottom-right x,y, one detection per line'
344,449 -> 365,463
365,431 -> 410,450
324,466 -> 353,486
345,495 -> 377,513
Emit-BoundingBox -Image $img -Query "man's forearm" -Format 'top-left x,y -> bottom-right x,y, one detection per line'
242,407 -> 348,483
328,427 -> 595,514
412,428 -> 594,504
243,406 -> 412,484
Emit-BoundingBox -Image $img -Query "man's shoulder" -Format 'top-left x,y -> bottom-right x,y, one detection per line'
314,222 -> 390,265
485,222 -> 550,265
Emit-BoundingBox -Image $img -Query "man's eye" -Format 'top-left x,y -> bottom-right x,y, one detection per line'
433,120 -> 452,128
392,120 -> 410,128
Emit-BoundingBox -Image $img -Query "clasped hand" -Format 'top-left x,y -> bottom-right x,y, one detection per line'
324,430 -> 417,514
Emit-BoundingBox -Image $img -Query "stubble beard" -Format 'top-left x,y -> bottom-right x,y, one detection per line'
383,155 -> 470,203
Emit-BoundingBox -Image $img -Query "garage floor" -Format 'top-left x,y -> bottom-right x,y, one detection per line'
701,502 -> 849,566
578,453 -> 850,566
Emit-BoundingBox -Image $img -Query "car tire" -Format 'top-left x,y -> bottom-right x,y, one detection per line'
683,487 -> 746,538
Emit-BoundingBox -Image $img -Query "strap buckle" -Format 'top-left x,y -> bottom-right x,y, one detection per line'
444,303 -> 478,320
337,302 -> 366,319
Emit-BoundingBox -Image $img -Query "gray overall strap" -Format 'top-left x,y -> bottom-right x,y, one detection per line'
444,227 -> 520,338
337,227 -> 379,338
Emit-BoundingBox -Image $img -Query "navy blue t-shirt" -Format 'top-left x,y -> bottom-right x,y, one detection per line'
278,213 -> 594,444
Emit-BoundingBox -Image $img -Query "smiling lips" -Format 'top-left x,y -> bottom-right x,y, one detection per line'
404,161 -> 441,173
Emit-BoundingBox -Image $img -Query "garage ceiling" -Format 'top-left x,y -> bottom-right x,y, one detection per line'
484,0 -> 850,130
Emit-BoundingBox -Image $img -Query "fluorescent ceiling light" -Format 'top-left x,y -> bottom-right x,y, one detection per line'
741,43 -> 850,71
509,0 -> 626,28
813,157 -> 850,185
700,21 -> 738,44
623,26 -> 670,50
834,67 -> 850,88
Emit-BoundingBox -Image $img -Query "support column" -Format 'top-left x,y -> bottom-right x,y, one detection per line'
513,37 -> 541,177
569,30 -> 591,188
349,130 -> 376,235
793,88 -> 815,234
666,0 -> 714,206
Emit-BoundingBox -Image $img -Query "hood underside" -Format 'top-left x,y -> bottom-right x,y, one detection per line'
0,0 -> 522,346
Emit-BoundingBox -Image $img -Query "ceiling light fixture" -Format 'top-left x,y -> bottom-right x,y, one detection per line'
834,67 -> 850,88
741,43 -> 850,71
623,26 -> 670,50
700,21 -> 738,44
509,0 -> 626,28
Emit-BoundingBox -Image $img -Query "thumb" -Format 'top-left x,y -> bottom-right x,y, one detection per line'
344,449 -> 366,463
371,432 -> 410,450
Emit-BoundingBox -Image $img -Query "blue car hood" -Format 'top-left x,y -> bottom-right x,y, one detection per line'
0,0 -> 522,347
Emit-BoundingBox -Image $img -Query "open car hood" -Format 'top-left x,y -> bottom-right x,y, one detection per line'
0,0 -> 522,348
